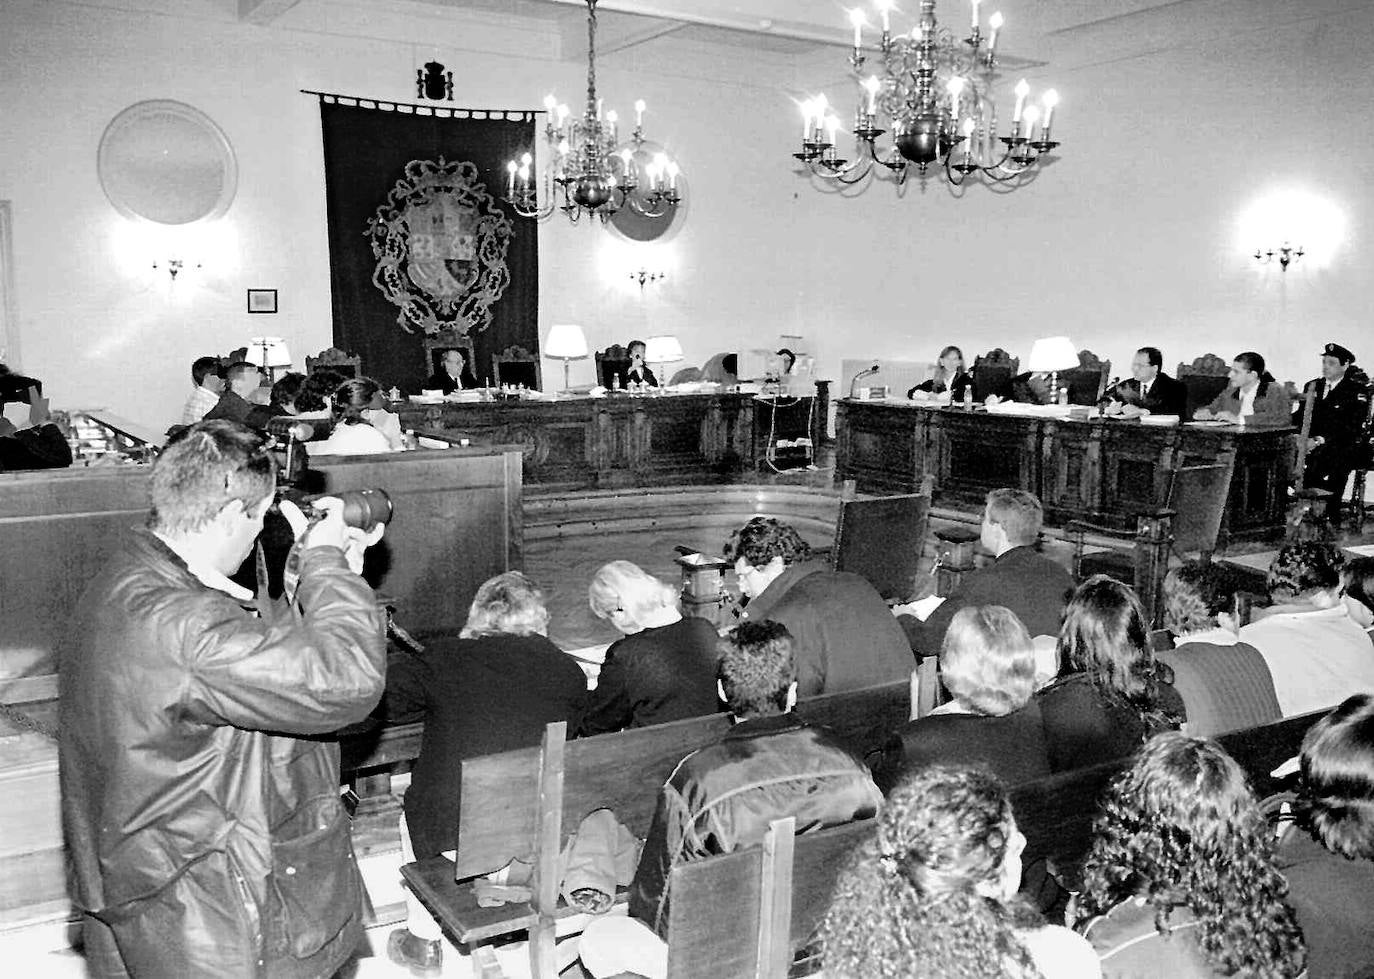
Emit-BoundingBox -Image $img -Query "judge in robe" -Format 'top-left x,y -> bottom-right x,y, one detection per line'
424,348 -> 479,394
1193,351 -> 1291,425
1293,342 -> 1370,519
1100,346 -> 1188,418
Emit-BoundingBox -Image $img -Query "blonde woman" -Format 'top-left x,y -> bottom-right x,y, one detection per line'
577,561 -> 723,735
873,605 -> 1050,793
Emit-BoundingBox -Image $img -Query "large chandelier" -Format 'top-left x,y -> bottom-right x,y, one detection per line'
504,0 -> 680,223
794,0 -> 1061,189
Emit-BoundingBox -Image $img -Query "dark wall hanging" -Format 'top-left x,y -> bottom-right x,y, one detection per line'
314,93 -> 539,391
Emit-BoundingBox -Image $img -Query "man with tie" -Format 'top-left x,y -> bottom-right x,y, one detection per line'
1294,342 -> 1370,520
1100,347 -> 1188,418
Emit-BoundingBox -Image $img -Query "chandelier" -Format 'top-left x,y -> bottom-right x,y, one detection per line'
504,0 -> 680,223
794,0 -> 1061,189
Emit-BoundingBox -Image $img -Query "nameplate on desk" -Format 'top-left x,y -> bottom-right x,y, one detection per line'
856,386 -> 889,401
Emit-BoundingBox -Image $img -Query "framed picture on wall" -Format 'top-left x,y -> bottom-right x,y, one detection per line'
246,288 -> 278,314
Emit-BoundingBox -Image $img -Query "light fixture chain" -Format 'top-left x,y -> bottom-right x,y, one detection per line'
585,0 -> 598,115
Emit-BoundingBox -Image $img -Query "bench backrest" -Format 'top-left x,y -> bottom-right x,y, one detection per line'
455,680 -> 908,879
664,817 -> 876,979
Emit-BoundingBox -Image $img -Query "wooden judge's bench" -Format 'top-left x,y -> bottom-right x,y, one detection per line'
836,399 -> 1294,541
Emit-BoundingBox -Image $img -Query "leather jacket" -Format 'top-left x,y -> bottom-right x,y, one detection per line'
59,530 -> 386,979
628,712 -> 881,936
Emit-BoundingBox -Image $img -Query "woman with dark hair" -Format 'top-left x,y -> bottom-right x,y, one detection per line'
822,766 -> 1100,978
1194,351 -> 1291,424
309,377 -> 393,455
268,371 -> 307,416
1035,575 -> 1184,771
382,570 -> 587,973
1077,732 -> 1307,977
295,366 -> 348,416
908,345 -> 972,400
1275,693 -> 1374,978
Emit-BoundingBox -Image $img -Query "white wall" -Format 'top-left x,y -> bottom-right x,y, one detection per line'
2,0 -> 1372,429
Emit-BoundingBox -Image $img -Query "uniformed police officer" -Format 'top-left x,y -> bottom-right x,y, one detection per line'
1294,342 -> 1371,518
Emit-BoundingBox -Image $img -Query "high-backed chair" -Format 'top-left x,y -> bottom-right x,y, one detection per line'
1061,349 -> 1112,406
305,346 -> 362,378
594,344 -> 631,389
1178,353 -> 1231,419
831,482 -> 933,604
971,348 -> 1019,403
421,330 -> 476,386
492,345 -> 541,390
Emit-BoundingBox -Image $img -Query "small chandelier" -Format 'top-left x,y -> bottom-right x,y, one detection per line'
794,0 -> 1062,190
504,0 -> 681,223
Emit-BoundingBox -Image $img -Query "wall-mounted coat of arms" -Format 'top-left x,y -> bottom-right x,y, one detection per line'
367,157 -> 512,336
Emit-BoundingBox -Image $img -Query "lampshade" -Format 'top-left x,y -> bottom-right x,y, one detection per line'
247,337 -> 292,369
1026,336 -> 1078,373
544,323 -> 588,359
643,335 -> 684,364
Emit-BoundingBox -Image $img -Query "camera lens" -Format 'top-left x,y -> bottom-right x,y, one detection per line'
334,489 -> 393,531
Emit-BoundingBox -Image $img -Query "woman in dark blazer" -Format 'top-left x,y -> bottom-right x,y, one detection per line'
907,345 -> 972,400
381,571 -> 587,860
1035,575 -> 1184,771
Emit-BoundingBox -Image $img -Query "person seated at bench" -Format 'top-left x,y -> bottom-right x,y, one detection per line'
382,571 -> 588,975
1276,693 -> 1374,979
268,371 -> 307,417
1155,562 -> 1281,737
576,561 -> 723,736
821,767 -> 1100,979
204,361 -> 274,431
179,355 -> 224,424
310,377 -> 394,456
1036,576 -> 1185,772
901,488 -> 1076,657
873,605 -> 1050,793
1077,732 -> 1307,976
1240,542 -> 1374,718
580,621 -> 882,976
727,516 -> 912,696
1341,555 -> 1374,633
0,386 -> 71,471
295,366 -> 348,418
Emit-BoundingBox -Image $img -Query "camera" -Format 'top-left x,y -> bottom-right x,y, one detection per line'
305,488 -> 393,533
263,419 -> 393,532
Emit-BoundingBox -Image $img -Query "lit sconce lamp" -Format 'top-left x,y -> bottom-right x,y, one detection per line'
630,269 -> 665,290
543,323 -> 589,393
643,334 -> 684,391
246,337 -> 293,383
1254,242 -> 1304,270
153,258 -> 201,280
1026,335 -> 1078,405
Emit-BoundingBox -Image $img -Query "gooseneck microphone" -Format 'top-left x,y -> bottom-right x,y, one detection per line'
849,363 -> 880,399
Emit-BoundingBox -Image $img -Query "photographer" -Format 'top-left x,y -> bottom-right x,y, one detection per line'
59,420 -> 387,978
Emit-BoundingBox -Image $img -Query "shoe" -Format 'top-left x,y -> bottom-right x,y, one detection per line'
386,928 -> 443,978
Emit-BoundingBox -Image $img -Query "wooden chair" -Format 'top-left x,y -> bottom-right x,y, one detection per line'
669,366 -> 703,385
1060,349 -> 1111,406
304,346 -> 362,378
1177,353 -> 1231,419
831,480 -> 933,604
421,330 -> 476,386
594,344 -> 631,389
971,348 -> 1019,403
1067,445 -> 1236,627
492,345 -> 541,390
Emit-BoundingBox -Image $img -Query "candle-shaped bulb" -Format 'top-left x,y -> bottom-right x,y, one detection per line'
1021,105 -> 1040,144
619,148 -> 633,165
521,151 -> 533,167
543,93 -> 557,112
665,160 -> 680,190
849,7 -> 867,48
961,117 -> 976,137
505,160 -> 517,196
801,98 -> 816,139
517,163 -> 530,181
971,0 -> 981,30
875,0 -> 892,32
862,75 -> 882,116
825,114 -> 841,144
556,103 -> 570,124
1040,89 -> 1059,135
634,98 -> 646,126
606,109 -> 617,124
988,11 -> 1003,49
506,161 -> 518,175
557,139 -> 570,157
1012,77 -> 1029,122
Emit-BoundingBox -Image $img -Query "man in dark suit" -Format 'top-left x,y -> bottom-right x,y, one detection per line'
423,348 -> 478,394
900,488 -> 1076,656
1101,346 -> 1188,418
1294,342 -> 1370,519
203,362 -> 274,431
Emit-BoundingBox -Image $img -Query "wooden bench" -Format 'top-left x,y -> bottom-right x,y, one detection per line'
401,680 -> 908,973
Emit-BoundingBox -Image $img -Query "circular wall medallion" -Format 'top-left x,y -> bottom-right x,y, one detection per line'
98,100 -> 238,224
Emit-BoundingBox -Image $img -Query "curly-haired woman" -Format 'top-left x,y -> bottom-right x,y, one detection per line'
1077,732 -> 1306,977
1035,575 -> 1185,771
1277,693 -> 1374,978
822,767 -> 1101,979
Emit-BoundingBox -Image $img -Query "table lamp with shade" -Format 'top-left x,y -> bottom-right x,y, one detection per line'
1026,335 -> 1078,405
544,323 -> 588,394
247,337 -> 292,383
643,335 -> 684,390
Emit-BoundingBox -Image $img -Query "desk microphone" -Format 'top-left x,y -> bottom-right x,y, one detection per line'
850,363 -> 880,399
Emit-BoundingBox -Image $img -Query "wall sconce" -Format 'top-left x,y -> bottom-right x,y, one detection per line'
630,269 -> 665,290
152,258 -> 201,280
1254,242 -> 1304,270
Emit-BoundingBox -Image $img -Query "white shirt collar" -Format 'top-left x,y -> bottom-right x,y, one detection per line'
154,532 -> 255,602
1173,627 -> 1239,647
